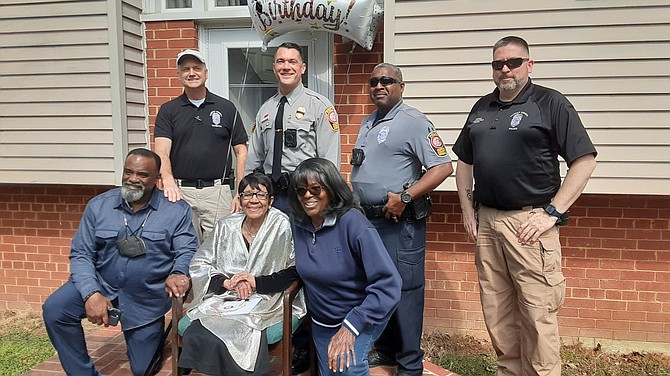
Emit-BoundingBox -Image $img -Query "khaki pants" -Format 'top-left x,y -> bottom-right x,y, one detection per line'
180,183 -> 233,242
476,205 -> 565,376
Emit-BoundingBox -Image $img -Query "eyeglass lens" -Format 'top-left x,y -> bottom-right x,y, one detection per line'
296,185 -> 323,197
240,191 -> 269,199
369,76 -> 399,87
491,58 -> 528,70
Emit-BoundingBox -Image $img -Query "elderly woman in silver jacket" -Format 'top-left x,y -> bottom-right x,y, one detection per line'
178,172 -> 306,376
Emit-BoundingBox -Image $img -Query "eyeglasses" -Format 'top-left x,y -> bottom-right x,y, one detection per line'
369,76 -> 401,87
296,184 -> 323,197
491,58 -> 529,70
239,191 -> 270,200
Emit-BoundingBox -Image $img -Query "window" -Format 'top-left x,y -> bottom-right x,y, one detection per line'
215,0 -> 247,5
166,0 -> 191,8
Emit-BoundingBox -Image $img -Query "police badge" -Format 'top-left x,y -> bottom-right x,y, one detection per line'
210,110 -> 223,128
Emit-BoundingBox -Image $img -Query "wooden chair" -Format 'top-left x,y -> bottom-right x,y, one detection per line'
169,279 -> 310,376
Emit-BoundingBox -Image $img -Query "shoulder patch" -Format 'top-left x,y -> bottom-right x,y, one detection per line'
427,131 -> 447,156
325,107 -> 339,132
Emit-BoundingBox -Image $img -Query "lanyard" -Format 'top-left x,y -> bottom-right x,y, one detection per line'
123,209 -> 152,238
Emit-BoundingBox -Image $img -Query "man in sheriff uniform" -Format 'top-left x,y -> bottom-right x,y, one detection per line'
351,63 -> 453,376
246,41 -> 340,375
245,42 -> 341,214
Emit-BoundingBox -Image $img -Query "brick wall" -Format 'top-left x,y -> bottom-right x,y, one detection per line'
145,20 -> 200,144
0,185 -> 110,311
423,192 -> 670,343
1,21 -> 668,346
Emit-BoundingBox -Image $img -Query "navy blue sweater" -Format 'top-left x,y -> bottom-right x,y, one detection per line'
297,209 -> 401,335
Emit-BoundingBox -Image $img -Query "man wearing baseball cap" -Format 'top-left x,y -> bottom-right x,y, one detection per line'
154,49 -> 248,241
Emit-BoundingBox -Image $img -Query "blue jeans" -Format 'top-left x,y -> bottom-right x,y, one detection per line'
311,322 -> 386,376
43,280 -> 164,376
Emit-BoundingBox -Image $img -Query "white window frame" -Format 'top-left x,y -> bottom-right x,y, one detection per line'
142,0 -> 250,21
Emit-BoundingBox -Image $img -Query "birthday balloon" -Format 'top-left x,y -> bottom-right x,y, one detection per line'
248,0 -> 383,50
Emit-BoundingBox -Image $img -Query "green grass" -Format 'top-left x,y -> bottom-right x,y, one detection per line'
438,353 -> 496,376
0,332 -> 55,376
424,331 -> 670,376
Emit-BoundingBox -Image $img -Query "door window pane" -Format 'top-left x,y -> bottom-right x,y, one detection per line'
227,47 -> 309,133
215,0 -> 247,5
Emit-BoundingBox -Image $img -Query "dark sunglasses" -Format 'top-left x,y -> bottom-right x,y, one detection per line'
296,184 -> 323,197
491,57 -> 529,70
369,76 -> 401,87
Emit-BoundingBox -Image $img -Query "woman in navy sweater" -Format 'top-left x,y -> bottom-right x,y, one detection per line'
232,158 -> 401,375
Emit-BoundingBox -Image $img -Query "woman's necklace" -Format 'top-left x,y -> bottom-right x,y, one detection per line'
244,220 -> 257,238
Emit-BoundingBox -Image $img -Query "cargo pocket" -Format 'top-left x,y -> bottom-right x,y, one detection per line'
397,246 -> 425,291
539,235 -> 566,311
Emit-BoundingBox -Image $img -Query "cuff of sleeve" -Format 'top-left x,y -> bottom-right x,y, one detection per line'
342,315 -> 362,337
171,269 -> 189,277
83,290 -> 99,303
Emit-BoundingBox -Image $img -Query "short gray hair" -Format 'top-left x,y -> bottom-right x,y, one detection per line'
493,36 -> 530,57
373,62 -> 403,82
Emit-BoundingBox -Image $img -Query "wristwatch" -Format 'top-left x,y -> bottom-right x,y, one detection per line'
543,204 -> 563,220
400,190 -> 412,204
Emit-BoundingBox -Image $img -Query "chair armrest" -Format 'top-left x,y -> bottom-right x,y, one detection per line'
281,279 -> 303,375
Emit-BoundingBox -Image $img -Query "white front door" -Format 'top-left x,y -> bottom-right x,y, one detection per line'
204,28 -> 334,135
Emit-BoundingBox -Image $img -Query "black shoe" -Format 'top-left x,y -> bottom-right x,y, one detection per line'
292,348 -> 310,375
367,350 -> 397,367
394,369 -> 419,376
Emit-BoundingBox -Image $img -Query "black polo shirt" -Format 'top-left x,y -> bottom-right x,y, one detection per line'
453,79 -> 597,210
155,90 -> 248,180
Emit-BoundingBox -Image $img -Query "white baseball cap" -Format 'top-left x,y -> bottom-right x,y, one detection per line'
177,49 -> 206,66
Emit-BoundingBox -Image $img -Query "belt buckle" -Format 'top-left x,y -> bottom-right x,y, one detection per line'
195,179 -> 204,189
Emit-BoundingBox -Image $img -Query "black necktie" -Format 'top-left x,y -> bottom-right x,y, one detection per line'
272,96 -> 288,181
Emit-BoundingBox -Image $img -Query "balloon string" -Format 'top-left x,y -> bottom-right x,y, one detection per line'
237,24 -> 256,105
335,42 -> 356,109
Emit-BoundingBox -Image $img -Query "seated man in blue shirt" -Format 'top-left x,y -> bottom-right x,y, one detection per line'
42,148 -> 199,376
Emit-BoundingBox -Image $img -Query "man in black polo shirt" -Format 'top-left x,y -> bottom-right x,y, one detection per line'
453,36 -> 597,376
155,49 -> 248,241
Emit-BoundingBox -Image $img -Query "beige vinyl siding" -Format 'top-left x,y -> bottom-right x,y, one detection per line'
384,0 -> 670,195
0,0 -> 147,185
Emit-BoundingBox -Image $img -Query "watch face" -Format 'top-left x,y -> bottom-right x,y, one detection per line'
401,192 -> 412,204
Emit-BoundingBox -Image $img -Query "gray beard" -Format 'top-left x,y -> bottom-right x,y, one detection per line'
498,80 -> 519,92
121,185 -> 145,203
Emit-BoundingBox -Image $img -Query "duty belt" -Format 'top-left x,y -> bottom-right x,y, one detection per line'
178,178 -> 230,189
362,205 -> 410,220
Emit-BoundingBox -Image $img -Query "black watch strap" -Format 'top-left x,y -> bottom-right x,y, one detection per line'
544,204 -> 562,219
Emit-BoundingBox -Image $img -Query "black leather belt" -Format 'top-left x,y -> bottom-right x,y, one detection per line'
179,178 -> 230,189
362,205 -> 410,219
483,204 -> 546,211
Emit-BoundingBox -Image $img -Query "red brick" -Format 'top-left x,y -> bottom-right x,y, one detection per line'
627,301 -> 663,312
635,261 -> 669,271
596,319 -> 630,330
638,240 -> 670,250
623,208 -> 660,219
620,270 -> 655,281
601,239 -> 638,250
636,281 -> 670,293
